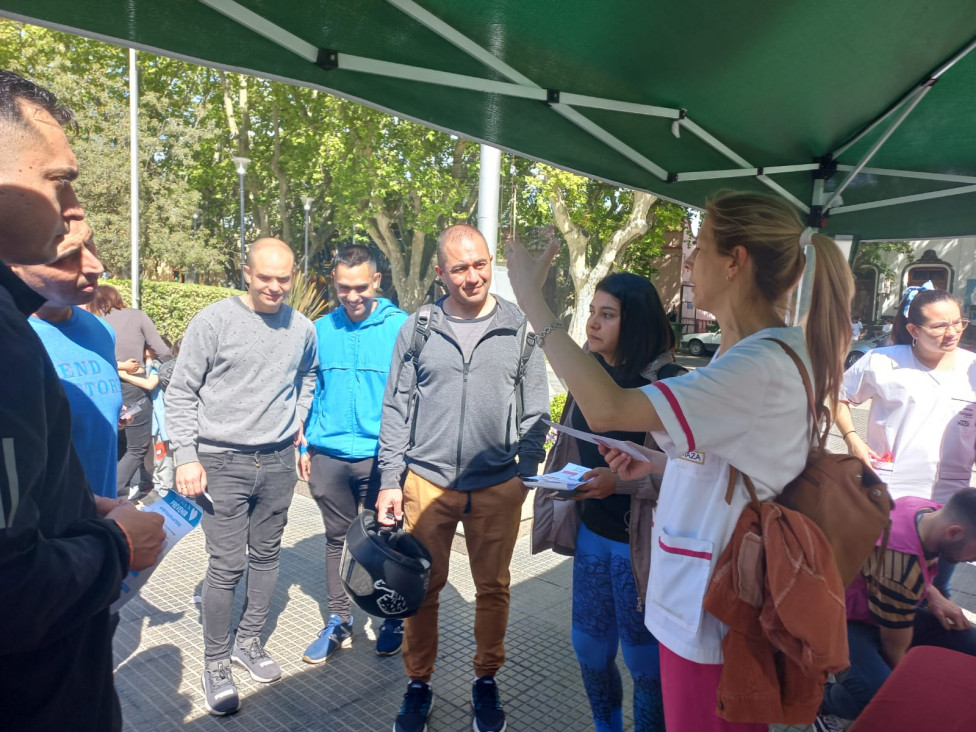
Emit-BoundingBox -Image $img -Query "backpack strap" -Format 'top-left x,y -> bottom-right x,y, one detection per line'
513,318 -> 537,428
401,304 -> 434,446
724,338 -> 818,510
764,338 -> 829,446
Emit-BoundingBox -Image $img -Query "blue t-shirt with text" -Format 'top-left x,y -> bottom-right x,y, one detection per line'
30,307 -> 122,498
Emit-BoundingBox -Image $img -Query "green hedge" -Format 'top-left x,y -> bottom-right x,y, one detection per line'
105,279 -> 241,342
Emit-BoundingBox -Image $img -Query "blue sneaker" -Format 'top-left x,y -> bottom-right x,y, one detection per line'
471,676 -> 506,732
376,618 -> 404,656
302,613 -> 352,664
394,680 -> 433,732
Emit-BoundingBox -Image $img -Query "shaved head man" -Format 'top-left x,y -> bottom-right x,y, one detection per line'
165,236 -> 317,715
244,238 -> 295,313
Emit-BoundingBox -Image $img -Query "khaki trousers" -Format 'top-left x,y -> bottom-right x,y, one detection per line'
401,470 -> 527,682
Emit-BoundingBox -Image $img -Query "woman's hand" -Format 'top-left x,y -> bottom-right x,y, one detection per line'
573,467 -> 617,500
504,235 -> 561,328
845,432 -> 880,466
597,443 -> 665,481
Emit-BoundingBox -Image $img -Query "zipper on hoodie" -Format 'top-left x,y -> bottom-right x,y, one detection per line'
454,360 -> 470,486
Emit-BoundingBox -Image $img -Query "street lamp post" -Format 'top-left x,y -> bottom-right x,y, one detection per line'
231,156 -> 251,289
301,195 -> 314,279
192,209 -> 200,233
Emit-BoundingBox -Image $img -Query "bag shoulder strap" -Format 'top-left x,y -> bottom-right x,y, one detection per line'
763,337 -> 829,446
724,338 -> 818,508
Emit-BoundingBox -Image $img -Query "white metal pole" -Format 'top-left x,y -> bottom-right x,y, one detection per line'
128,48 -> 140,308
478,144 -> 504,295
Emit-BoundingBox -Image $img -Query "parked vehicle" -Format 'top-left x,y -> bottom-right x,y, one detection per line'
681,329 -> 721,356
844,333 -> 890,370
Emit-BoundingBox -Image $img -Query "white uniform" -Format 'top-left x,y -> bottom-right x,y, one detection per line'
841,344 -> 976,502
640,326 -> 811,664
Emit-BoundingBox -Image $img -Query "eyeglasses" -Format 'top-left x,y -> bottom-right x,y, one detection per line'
918,318 -> 970,336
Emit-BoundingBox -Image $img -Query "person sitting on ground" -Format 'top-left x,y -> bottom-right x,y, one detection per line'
820,490 -> 976,723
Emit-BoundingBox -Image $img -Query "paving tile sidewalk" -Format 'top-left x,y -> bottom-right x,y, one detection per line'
113,490 -> 612,732
114,400 -> 976,731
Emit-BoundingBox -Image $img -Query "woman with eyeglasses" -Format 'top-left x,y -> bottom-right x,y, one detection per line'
836,286 -> 975,505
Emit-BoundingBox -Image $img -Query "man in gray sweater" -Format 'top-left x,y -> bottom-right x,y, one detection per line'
166,238 -> 317,716
377,224 -> 548,732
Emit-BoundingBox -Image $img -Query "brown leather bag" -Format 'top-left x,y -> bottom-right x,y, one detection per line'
727,338 -> 893,587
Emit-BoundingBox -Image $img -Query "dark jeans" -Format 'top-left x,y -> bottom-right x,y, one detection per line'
823,613 -> 976,719
199,446 -> 296,663
308,451 -> 380,623
116,385 -> 152,496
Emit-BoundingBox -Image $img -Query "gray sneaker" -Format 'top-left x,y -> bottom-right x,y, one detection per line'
232,636 -> 282,683
201,660 -> 240,716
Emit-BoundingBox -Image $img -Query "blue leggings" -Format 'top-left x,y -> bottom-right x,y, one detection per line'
572,523 -> 664,732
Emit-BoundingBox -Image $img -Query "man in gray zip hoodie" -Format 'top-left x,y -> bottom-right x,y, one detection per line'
377,224 -> 548,732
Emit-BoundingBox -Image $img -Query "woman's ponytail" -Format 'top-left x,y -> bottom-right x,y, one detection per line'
805,234 -> 854,426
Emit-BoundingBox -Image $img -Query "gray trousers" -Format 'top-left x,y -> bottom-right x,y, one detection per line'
199,446 -> 296,663
308,451 -> 380,623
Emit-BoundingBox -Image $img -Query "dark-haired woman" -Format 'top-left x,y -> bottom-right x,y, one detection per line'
837,286 -> 975,504
836,286 -> 976,597
535,272 -> 679,732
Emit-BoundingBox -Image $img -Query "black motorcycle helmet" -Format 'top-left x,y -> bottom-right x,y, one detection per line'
340,510 -> 432,619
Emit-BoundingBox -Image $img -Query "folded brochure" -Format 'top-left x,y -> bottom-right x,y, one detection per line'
111,491 -> 203,613
524,462 -> 589,491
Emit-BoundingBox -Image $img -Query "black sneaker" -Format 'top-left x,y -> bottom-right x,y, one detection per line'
394,680 -> 433,732
201,659 -> 240,716
471,676 -> 506,732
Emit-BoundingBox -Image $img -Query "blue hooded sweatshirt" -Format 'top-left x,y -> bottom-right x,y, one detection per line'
304,297 -> 407,460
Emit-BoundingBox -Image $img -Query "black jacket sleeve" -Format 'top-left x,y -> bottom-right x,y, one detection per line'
0,299 -> 130,654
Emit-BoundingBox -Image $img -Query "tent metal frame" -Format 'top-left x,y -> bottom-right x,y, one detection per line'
11,0 -> 975,230
198,0 -> 976,228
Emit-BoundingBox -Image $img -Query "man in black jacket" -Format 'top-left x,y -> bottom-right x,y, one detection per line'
0,70 -> 165,731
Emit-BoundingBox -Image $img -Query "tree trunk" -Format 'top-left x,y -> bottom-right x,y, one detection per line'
550,188 -> 658,343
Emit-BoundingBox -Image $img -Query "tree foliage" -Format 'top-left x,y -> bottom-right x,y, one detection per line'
1,18 -> 684,317
521,165 -> 687,342
852,240 -> 916,280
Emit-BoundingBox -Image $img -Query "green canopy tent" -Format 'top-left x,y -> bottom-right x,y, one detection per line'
3,0 -> 976,240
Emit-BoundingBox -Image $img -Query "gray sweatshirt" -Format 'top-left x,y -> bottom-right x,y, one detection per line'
377,295 -> 549,492
166,296 -> 317,466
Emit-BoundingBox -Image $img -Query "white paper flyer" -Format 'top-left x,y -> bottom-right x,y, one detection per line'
111,491 -> 203,613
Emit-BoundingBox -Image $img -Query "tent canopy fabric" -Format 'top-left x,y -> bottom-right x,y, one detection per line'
3,0 -> 976,240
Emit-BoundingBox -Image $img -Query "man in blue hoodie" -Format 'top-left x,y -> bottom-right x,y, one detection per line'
299,244 -> 408,663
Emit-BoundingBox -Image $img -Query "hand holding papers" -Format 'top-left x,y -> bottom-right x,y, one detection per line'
524,463 -> 589,499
